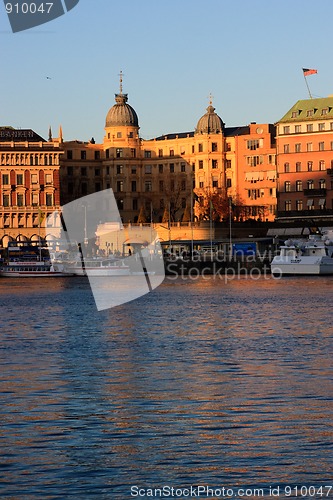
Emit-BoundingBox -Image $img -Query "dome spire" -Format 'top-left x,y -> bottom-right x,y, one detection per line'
119,70 -> 123,94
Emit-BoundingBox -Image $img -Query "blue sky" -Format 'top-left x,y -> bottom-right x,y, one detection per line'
1,0 -> 332,143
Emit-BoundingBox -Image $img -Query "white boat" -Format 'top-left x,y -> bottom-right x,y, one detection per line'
0,260 -> 71,278
271,232 -> 333,275
64,258 -> 131,277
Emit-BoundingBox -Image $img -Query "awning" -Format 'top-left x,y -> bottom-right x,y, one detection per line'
319,198 -> 326,206
307,199 -> 314,206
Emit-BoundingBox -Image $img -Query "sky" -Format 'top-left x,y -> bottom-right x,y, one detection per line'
1,0 -> 332,143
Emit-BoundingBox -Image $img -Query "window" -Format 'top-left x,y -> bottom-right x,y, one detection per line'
131,180 -> 137,192
199,181 -> 204,188
159,164 -> 163,173
319,179 -> 326,189
17,193 -> 24,206
117,132 -> 122,138
30,173 -> 38,184
226,142 -> 231,152
295,143 -> 301,152
67,150 -> 73,160
284,163 -> 290,173
32,193 -> 38,206
307,110 -> 313,117
159,180 -> 164,192
307,124 -> 313,132
283,126 -> 290,134
145,165 -> 152,174
3,194 -> 9,207
46,193 -> 53,206
198,143 -> 203,152
296,180 -> 302,192
145,181 -> 152,192
198,160 -> 203,169
116,148 -> 123,158
116,165 -> 123,175
307,161 -> 313,171
226,178 -> 232,188
81,151 -> 86,160
95,168 -> 100,176
131,148 -> 136,158
247,139 -> 260,150
322,108 -> 328,115
226,160 -> 232,169
212,142 -> 218,152
307,180 -> 314,190
181,163 -> 186,172
212,159 -> 218,169
144,150 -> 151,158
307,199 -> 314,210
296,162 -> 302,172
285,181 -> 291,192
268,155 -> 276,165
158,149 -> 163,157
319,160 -> 325,171
292,111 -> 297,118
117,180 -> 124,192
283,144 -> 289,153
169,164 -> 174,173
296,200 -> 303,211
319,123 -> 325,131
94,151 -> 100,160
169,149 -> 174,156
319,141 -> 325,151
133,199 -> 138,211
295,125 -> 301,133
17,174 -> 23,185
247,155 -> 263,166
129,131 -> 133,138
307,143 -> 313,152
131,167 -> 136,174
45,174 -> 52,185
285,200 -> 292,211
2,174 -> 9,185
117,199 -> 124,210
67,166 -> 73,176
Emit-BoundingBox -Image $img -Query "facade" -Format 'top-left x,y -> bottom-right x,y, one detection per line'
276,96 -> 333,222
0,127 -> 63,245
60,87 -> 277,223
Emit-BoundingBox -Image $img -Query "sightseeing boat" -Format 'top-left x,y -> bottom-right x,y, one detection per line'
271,232 -> 333,275
63,257 -> 131,277
0,260 -> 71,278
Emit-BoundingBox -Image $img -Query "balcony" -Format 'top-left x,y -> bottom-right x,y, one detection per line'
303,188 -> 326,197
327,168 -> 333,175
277,209 -> 333,219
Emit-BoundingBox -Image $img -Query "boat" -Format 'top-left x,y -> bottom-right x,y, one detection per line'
0,260 -> 72,277
63,257 -> 131,277
271,231 -> 333,275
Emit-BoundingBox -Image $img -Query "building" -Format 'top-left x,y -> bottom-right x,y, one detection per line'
60,81 -> 277,223
276,96 -> 333,223
0,127 -> 63,245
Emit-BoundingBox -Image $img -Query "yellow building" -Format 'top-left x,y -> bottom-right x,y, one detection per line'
59,81 -> 277,223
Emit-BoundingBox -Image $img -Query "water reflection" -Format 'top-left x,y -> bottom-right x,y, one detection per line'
0,276 -> 332,497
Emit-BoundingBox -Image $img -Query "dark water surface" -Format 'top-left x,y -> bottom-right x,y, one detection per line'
0,275 -> 332,499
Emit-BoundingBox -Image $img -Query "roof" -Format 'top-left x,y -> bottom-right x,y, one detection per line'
105,93 -> 139,128
0,127 -> 46,142
277,96 -> 333,123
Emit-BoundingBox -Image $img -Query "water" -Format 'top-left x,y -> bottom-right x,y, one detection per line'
0,275 -> 332,499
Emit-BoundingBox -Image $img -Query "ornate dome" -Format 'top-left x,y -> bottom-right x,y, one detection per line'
195,104 -> 224,134
105,93 -> 139,128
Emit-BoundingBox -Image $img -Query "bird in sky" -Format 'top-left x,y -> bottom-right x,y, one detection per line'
46,76 -> 52,80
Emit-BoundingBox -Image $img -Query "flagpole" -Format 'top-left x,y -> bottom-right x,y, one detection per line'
303,73 -> 313,99
190,188 -> 194,257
